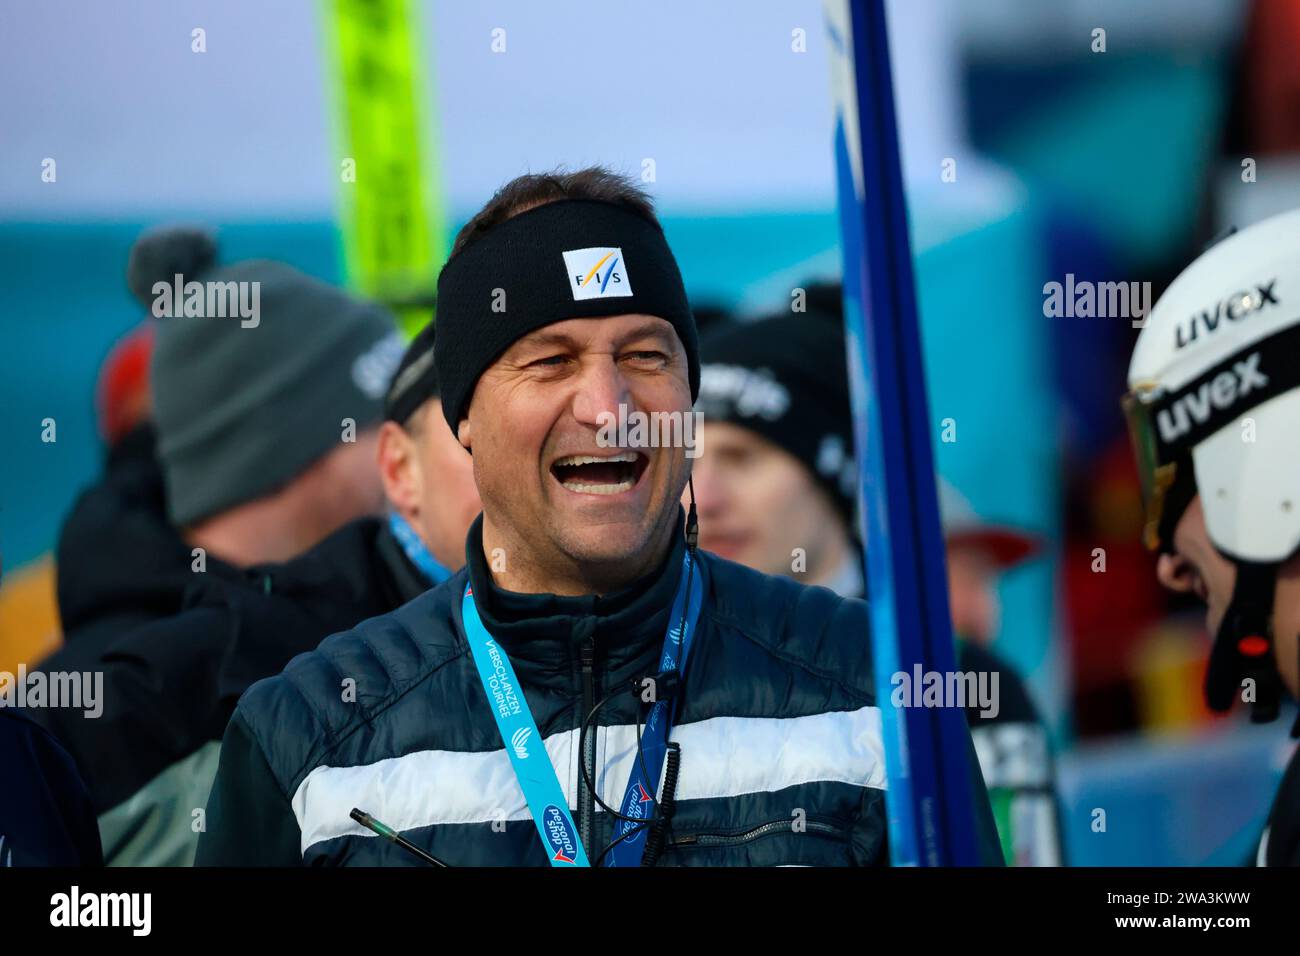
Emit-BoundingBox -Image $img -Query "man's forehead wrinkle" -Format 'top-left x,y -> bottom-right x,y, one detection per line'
513,329 -> 584,353
507,316 -> 676,358
615,318 -> 677,349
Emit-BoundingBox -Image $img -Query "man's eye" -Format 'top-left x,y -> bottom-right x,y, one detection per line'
529,354 -> 568,368
625,350 -> 668,365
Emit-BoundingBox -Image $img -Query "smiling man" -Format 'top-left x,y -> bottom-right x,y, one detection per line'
457,313 -> 688,596
194,168 -> 980,867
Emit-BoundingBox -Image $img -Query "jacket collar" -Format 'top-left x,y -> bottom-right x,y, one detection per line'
462,511 -> 687,691
375,517 -> 443,605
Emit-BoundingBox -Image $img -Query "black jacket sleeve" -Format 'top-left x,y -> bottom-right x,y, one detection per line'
0,711 -> 104,866
28,606 -> 235,814
850,781 -> 890,866
195,710 -> 303,866
1262,745 -> 1300,867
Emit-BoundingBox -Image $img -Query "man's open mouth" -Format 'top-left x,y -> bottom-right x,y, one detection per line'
550,451 -> 648,495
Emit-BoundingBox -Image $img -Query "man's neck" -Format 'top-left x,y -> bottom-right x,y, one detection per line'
802,525 -> 857,596
186,494 -> 325,568
480,514 -> 674,597
810,548 -> 863,599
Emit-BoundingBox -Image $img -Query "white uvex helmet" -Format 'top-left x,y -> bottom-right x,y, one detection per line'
1126,208 -> 1300,561
1125,207 -> 1300,722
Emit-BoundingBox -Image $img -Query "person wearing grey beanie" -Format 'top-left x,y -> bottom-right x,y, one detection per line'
30,314 -> 484,867
131,226 -> 404,566
26,227 -> 412,867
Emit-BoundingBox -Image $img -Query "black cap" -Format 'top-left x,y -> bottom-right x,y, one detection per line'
696,309 -> 856,525
385,320 -> 439,425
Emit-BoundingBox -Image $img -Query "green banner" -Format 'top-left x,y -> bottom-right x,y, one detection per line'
323,0 -> 447,339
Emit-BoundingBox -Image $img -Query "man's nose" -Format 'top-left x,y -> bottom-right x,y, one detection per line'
570,357 -> 632,430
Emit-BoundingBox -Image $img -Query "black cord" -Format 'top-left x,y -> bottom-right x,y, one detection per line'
582,671 -> 687,865
577,560 -> 695,821
685,477 -> 699,552
578,682 -> 655,821
632,681 -> 658,810
595,818 -> 652,862
580,494 -> 701,865
641,742 -> 682,866
586,693 -> 658,865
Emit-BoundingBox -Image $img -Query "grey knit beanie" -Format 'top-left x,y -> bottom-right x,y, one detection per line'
129,226 -> 403,526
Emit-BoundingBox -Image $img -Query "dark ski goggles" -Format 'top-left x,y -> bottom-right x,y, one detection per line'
1122,386 -> 1186,552
1122,322 -> 1300,552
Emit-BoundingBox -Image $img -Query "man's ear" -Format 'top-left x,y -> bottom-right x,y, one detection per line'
457,417 -> 472,453
377,420 -> 421,519
1156,551 -> 1199,596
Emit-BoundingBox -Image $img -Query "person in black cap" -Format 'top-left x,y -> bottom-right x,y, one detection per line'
377,320 -> 484,580
691,305 -> 1063,865
691,308 -> 860,591
27,318 -> 481,866
198,167 -> 1003,867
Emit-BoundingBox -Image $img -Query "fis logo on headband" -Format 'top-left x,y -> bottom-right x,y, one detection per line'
563,247 -> 633,301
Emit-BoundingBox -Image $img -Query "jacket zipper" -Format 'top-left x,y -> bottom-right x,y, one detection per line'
670,819 -> 847,848
578,634 -> 596,856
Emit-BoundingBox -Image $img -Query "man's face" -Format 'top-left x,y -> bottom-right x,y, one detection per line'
306,426 -> 387,539
379,400 -> 481,571
460,314 -> 692,581
409,401 -> 483,567
946,543 -> 1000,647
689,421 -> 841,579
1157,495 -> 1300,697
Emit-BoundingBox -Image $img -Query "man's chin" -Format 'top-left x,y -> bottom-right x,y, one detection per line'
549,509 -> 675,575
556,526 -> 655,567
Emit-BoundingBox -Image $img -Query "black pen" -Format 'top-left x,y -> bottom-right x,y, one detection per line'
350,807 -> 449,867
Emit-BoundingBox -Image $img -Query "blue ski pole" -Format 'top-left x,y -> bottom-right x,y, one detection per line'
824,0 -> 981,866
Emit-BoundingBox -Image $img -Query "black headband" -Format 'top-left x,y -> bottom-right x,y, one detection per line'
433,199 -> 699,430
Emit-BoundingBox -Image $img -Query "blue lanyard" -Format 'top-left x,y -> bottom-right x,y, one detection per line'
462,583 -> 590,866
387,512 -> 451,586
602,551 -> 703,866
460,550 -> 703,868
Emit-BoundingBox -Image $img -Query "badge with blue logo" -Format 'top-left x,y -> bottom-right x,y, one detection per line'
542,805 -> 580,865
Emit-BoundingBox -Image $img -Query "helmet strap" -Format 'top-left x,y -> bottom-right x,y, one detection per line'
1206,560 -> 1282,723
